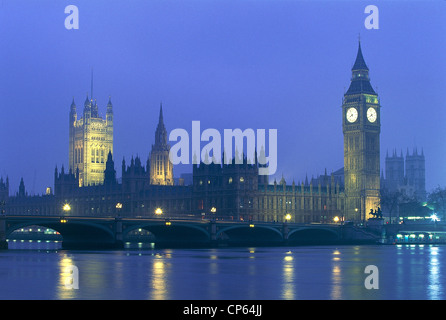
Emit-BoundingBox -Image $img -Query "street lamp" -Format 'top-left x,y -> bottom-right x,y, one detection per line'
285,213 -> 292,222
333,216 -> 340,223
430,214 -> 440,222
155,207 -> 163,216
210,207 -> 217,221
61,203 -> 71,222
63,203 -> 71,213
116,203 -> 122,217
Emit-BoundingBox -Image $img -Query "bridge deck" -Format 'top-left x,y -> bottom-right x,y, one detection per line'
0,215 -> 375,249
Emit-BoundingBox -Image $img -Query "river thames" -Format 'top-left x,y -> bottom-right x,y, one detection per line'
0,242 -> 444,300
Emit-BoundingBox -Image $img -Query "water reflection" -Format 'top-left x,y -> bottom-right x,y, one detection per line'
150,254 -> 170,300
331,250 -> 342,299
3,244 -> 446,299
428,246 -> 442,299
281,251 -> 295,299
57,255 -> 77,299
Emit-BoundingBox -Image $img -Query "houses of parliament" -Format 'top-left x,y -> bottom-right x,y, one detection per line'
0,42 -> 426,223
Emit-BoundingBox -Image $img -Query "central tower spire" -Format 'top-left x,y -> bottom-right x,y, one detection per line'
155,102 -> 167,147
159,102 -> 164,126
149,103 -> 173,185
91,68 -> 94,101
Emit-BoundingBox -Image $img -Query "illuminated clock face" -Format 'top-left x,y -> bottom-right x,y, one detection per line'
367,107 -> 377,123
346,107 -> 358,123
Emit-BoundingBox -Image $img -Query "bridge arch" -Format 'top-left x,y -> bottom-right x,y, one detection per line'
6,221 -> 62,237
123,222 -> 211,246
217,224 -> 284,245
6,219 -> 116,249
287,227 -> 340,244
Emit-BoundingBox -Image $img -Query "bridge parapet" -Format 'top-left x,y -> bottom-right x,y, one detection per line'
1,215 -> 375,248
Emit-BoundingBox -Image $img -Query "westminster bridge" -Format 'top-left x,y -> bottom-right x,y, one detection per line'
0,215 -> 380,249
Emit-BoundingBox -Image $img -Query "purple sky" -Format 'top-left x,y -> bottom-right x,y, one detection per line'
0,0 -> 445,194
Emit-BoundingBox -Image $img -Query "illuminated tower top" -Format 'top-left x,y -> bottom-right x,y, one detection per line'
149,103 -> 173,185
69,88 -> 114,187
345,41 -> 376,96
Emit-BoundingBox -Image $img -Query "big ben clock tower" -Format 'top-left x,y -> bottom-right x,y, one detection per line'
342,41 -> 381,222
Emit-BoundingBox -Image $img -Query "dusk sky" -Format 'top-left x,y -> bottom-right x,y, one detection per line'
0,0 -> 445,195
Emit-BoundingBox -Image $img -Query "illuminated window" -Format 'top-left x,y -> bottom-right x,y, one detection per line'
156,155 -> 162,175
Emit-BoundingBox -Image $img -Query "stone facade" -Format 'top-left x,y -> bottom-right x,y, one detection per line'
69,95 -> 114,187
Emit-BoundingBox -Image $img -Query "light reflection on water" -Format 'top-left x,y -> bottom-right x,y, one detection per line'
150,260 -> 169,300
330,249 -> 342,300
1,242 -> 446,300
281,251 -> 294,299
428,246 -> 442,300
57,255 -> 77,299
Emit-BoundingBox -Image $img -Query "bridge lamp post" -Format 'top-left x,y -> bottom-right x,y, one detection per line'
333,216 -> 340,224
61,203 -> 71,223
283,214 -> 292,241
116,203 -> 122,217
210,207 -> 217,220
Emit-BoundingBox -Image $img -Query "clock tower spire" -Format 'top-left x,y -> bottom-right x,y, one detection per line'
342,41 -> 381,222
